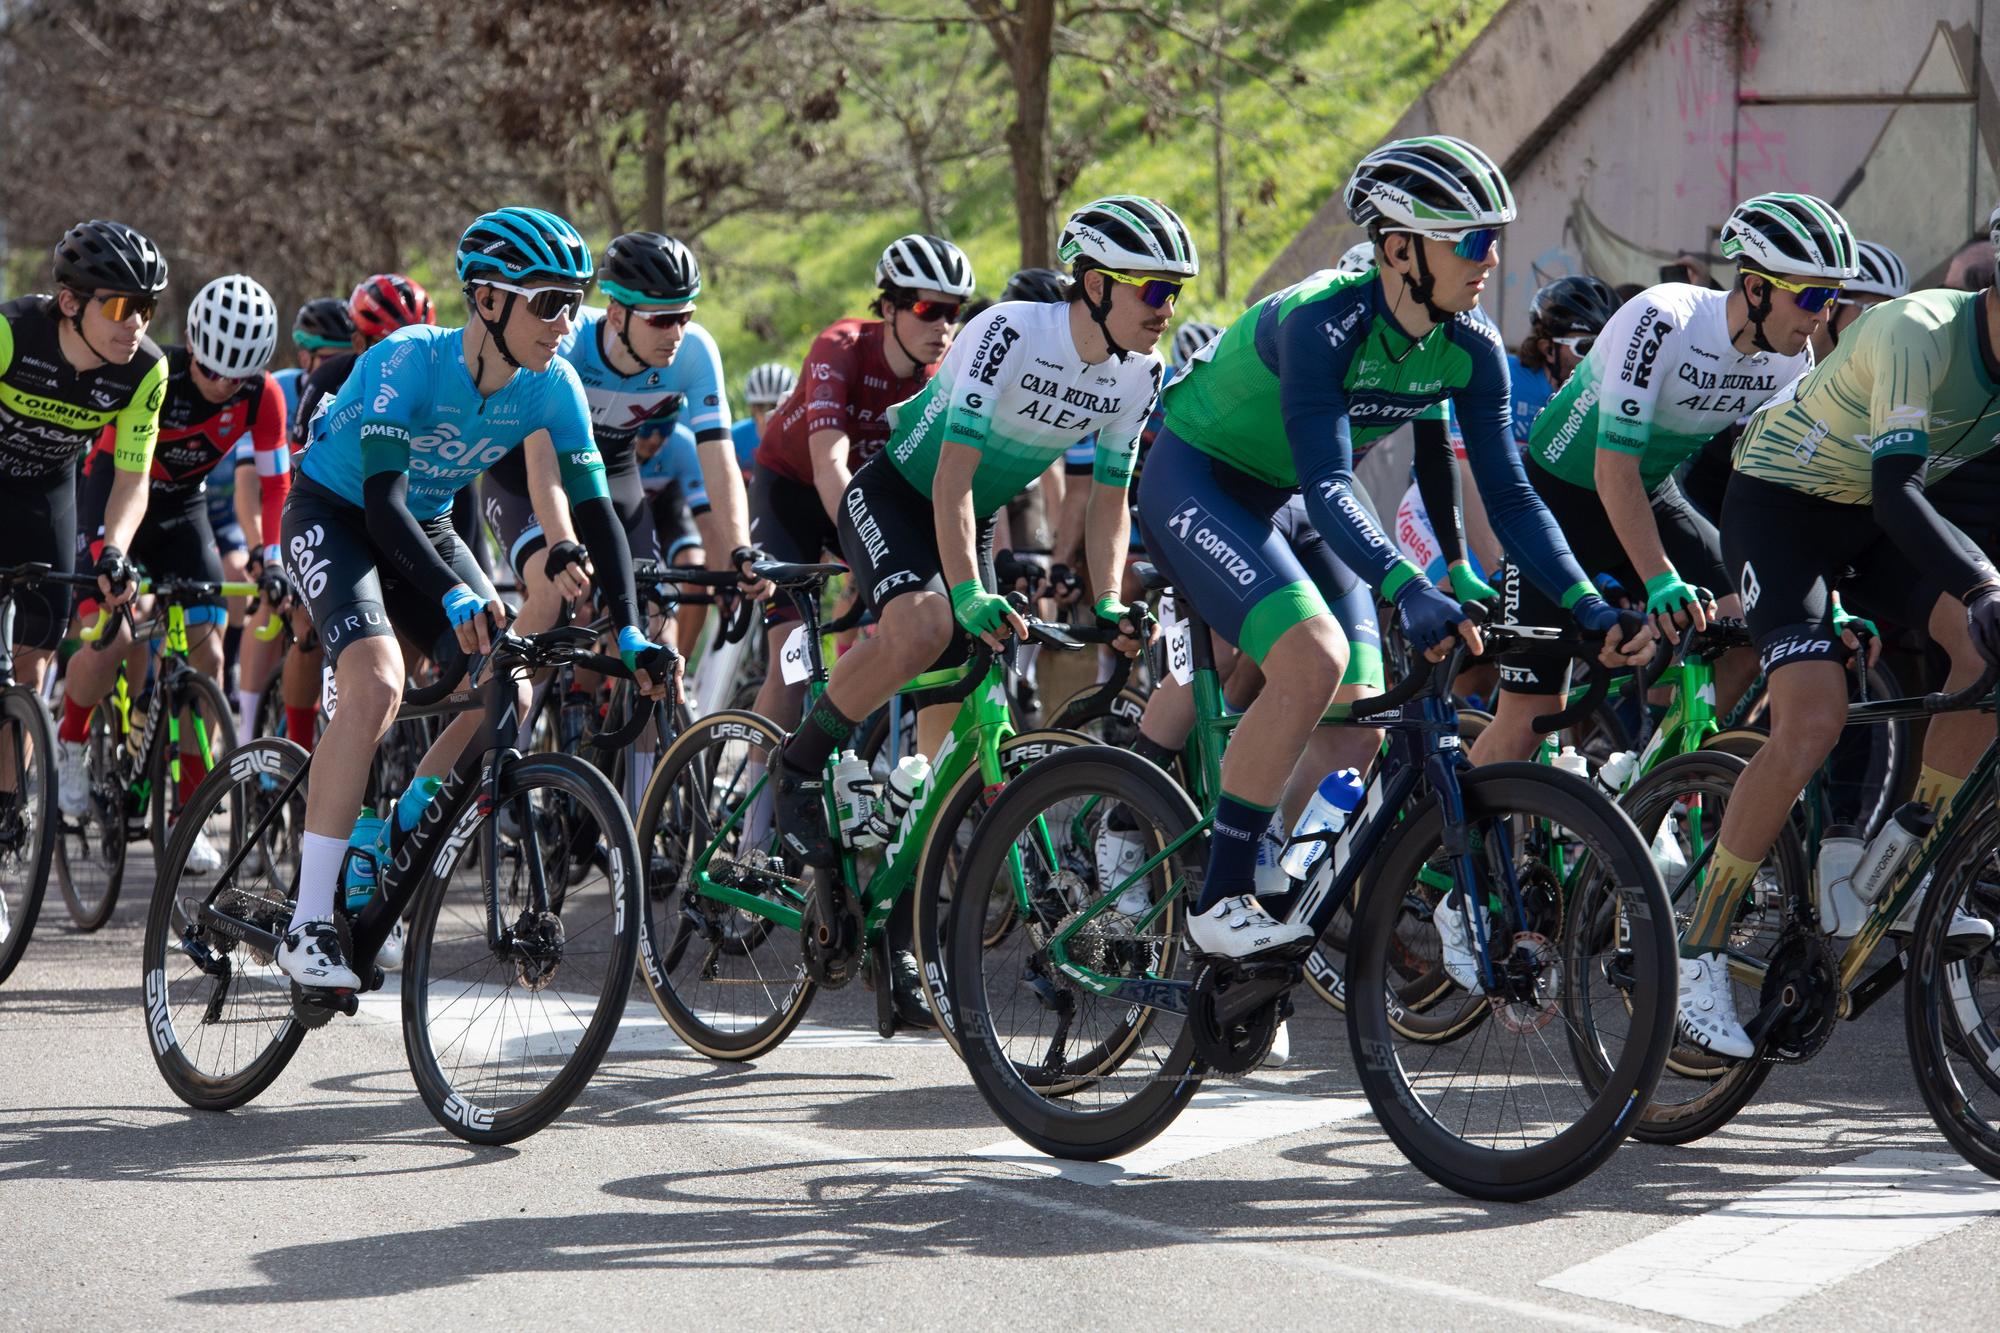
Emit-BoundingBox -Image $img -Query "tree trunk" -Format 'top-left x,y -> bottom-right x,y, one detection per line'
1210,0 -> 1228,299
642,102 -> 667,233
977,0 -> 1058,267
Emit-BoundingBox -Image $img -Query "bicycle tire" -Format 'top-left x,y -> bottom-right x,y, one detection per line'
1905,796 -> 2000,1178
141,737 -> 309,1109
57,698 -> 133,933
150,670 -> 237,861
401,750 -> 642,1145
1346,762 -> 1675,1201
949,746 -> 1204,1161
635,709 -> 816,1060
0,687 -> 59,981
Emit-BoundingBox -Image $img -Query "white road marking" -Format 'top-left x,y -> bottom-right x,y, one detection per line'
1541,1148 -> 2000,1327
971,1083 -> 1373,1185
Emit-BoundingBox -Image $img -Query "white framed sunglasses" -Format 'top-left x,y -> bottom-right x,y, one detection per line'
477,279 -> 586,322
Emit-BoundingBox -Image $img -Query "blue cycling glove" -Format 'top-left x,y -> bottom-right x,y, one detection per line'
441,584 -> 490,628
617,625 -> 672,675
1392,578 -> 1465,653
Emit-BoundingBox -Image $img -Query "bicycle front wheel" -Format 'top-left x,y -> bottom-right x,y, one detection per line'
1906,797 -> 2000,1178
401,752 -> 642,1145
149,670 -> 236,862
1345,762 -> 1675,1202
0,686 -> 58,982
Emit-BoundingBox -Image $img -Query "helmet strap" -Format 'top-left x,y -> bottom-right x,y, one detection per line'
881,299 -> 930,375
1738,275 -> 1778,354
59,292 -> 116,371
466,285 -> 525,391
1398,237 -> 1450,328
1083,271 -> 1132,362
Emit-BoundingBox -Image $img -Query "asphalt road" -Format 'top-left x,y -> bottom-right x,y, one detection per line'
5,850 -> 1998,1331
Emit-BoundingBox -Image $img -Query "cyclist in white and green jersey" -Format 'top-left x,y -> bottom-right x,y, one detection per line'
1470,192 -> 1853,766
770,196 -> 1189,870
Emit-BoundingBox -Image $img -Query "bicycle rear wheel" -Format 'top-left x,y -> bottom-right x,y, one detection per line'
150,671 -> 236,862
636,710 -> 816,1060
1905,797 -> 2000,1178
0,687 -> 58,982
402,752 -> 642,1144
56,698 -> 132,932
1346,763 -> 1675,1201
949,747 -> 1204,1161
141,737 -> 309,1108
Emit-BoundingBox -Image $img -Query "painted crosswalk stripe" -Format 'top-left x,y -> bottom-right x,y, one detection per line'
971,1084 -> 1372,1185
1540,1148 -> 2000,1327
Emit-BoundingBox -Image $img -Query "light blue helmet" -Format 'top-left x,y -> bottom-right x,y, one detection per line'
456,206 -> 594,285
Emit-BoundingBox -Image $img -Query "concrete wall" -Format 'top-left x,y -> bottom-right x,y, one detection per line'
1261,0 -> 1998,342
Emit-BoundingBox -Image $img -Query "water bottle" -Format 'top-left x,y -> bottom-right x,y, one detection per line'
1253,811 -> 1291,896
1815,824 -> 1868,937
1649,821 -> 1689,889
830,750 -> 880,847
878,755 -> 932,860
1278,768 -> 1365,882
342,806 -> 388,912
1596,750 -> 1638,796
1851,801 -> 1935,907
1552,746 -> 1591,780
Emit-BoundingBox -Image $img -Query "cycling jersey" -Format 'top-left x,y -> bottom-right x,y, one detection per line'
292,351 -> 355,452
637,420 -> 708,509
1733,288 -> 2000,503
754,318 -> 932,485
272,366 -> 305,430
730,415 -> 759,472
1527,282 -> 1809,493
88,346 -> 289,558
559,308 -> 730,452
883,299 -> 1160,515
300,324 -> 606,521
1506,354 -> 1552,444
0,295 -> 165,480
1157,269 -> 1583,601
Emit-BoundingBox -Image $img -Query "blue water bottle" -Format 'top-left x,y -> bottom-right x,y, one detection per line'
1278,769 -> 1366,881
342,806 -> 388,912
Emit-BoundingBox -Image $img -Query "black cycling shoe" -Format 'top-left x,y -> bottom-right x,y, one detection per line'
889,948 -> 936,1031
774,761 -> 836,869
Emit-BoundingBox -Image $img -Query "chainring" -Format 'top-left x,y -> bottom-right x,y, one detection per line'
1757,924 -> 1842,1062
799,870 -> 862,989
1189,961 -> 1293,1075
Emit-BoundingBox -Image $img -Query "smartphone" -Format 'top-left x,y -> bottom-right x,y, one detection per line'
1659,262 -> 1690,284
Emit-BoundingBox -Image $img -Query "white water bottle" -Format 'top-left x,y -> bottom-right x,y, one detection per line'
1597,749 -> 1638,796
1279,768 -> 1366,882
874,754 -> 932,852
830,751 -> 880,847
1815,824 -> 1867,937
1552,746 -> 1591,780
1851,801 -> 1935,907
1253,811 -> 1290,895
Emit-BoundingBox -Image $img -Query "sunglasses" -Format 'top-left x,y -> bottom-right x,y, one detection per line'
629,307 -> 694,331
1752,271 -> 1842,313
1552,335 -> 1595,356
1383,227 -> 1502,261
1094,269 -> 1185,309
86,291 -> 158,323
193,359 -> 247,388
480,279 -> 586,323
898,297 -> 962,323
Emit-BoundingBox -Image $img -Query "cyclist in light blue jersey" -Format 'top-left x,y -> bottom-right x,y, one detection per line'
275,206 -> 676,992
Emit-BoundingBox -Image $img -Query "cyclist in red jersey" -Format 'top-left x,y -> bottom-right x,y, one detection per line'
58,275 -> 285,870
746,233 -> 975,734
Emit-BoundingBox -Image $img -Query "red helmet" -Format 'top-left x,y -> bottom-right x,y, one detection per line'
348,273 -> 436,340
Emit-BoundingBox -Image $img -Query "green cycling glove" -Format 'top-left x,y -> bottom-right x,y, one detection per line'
1643,570 -> 1703,619
1446,560 -> 1500,605
951,579 -> 1012,639
1831,603 -> 1878,643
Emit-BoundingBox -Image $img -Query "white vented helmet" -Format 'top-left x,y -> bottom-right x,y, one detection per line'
1847,240 -> 1909,300
744,361 -> 797,406
186,274 -> 278,378
1171,321 -> 1222,365
1719,192 -> 1859,282
1334,241 -> 1377,277
876,234 -> 976,298
1058,196 -> 1200,278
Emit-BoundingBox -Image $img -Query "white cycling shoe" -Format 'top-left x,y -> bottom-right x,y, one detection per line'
184,831 -> 221,875
1185,895 -> 1313,959
1262,1020 -> 1291,1068
1890,882 -> 1997,953
1677,951 -> 1754,1059
1431,893 -> 1487,995
55,738 -> 90,818
277,919 -> 361,990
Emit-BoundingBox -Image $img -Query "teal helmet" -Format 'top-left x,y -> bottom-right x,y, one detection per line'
456,207 -> 594,285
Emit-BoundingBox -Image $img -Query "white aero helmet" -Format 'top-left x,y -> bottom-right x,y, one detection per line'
1333,241 -> 1377,278
1344,135 -> 1516,234
1847,240 -> 1909,300
1171,321 -> 1222,366
744,361 -> 797,407
186,274 -> 279,379
1057,196 -> 1200,278
876,234 -> 975,299
1719,192 -> 1859,282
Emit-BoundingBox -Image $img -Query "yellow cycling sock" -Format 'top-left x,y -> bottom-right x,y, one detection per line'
1681,845 -> 1759,957
1913,763 -> 1967,814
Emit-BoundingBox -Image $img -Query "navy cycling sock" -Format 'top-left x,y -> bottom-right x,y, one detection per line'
1197,791 -> 1274,913
1133,734 -> 1180,772
782,697 -> 858,776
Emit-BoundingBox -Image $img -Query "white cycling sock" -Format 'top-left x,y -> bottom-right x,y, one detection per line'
237,688 -> 259,728
291,831 -> 347,931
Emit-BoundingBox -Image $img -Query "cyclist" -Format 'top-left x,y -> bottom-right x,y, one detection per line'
60,274 -> 288,871
484,231 -> 748,651
278,298 -> 356,427
274,206 -> 676,991
746,233 -> 976,738
0,220 -> 166,693
770,198 -> 1175,1015
733,361 -> 796,474
1468,193 -> 1855,768
1137,137 -> 1645,961
634,411 -> 714,654
1673,222 -> 2000,1058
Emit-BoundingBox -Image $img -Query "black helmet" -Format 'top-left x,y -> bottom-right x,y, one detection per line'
600,232 -> 701,305
1001,267 -> 1068,303
53,219 -> 169,295
1529,276 -> 1618,338
293,297 -> 357,347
